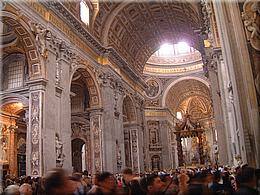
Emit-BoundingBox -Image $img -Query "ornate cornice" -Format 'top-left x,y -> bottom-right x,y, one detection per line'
46,32 -> 73,61
42,1 -> 144,86
43,1 -> 105,55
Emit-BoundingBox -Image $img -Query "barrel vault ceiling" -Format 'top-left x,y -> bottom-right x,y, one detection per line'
92,1 -> 203,74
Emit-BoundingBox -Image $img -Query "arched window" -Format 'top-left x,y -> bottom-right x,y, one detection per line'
80,0 -> 90,25
3,54 -> 25,90
154,42 -> 195,57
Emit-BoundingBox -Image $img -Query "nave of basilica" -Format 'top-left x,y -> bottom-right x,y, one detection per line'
0,0 -> 260,179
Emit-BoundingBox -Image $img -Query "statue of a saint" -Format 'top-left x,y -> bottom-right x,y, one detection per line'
0,139 -> 7,161
29,21 -> 48,57
55,133 -> 65,167
184,113 -> 194,130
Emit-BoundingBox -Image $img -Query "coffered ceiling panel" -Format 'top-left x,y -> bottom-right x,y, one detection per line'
92,1 -> 202,74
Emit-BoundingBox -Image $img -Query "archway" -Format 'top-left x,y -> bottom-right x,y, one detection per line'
164,79 -> 214,166
70,67 -> 99,172
0,101 -> 27,176
1,10 -> 45,79
1,9 -> 43,176
71,138 -> 85,172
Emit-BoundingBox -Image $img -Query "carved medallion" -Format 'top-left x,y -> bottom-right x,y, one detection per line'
146,79 -> 160,98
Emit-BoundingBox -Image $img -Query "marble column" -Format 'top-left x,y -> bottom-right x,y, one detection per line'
26,87 -> 45,177
204,48 -> 231,165
43,34 -> 73,173
134,97 -> 145,173
160,120 -> 171,170
123,124 -> 141,173
89,109 -> 103,174
7,124 -> 18,176
113,90 -> 125,173
213,1 -> 260,167
97,72 -> 118,173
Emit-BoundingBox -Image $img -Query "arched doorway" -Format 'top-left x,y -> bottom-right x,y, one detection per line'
70,68 -> 97,173
0,103 -> 27,176
71,138 -> 85,172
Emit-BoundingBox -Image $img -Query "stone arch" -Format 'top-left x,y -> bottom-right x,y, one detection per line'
71,107 -> 91,172
70,65 -> 101,108
122,95 -> 137,123
162,76 -> 209,107
164,78 -> 212,123
0,93 -> 29,108
1,10 -> 45,79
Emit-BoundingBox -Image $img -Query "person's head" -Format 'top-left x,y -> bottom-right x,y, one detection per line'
213,171 -> 221,183
19,183 -> 32,195
178,172 -> 189,185
96,172 -> 116,192
204,170 -> 213,184
122,168 -> 134,183
44,168 -> 73,195
236,166 -> 257,188
71,172 -> 82,181
83,170 -> 88,176
140,174 -> 164,195
159,173 -> 171,184
4,184 -> 20,195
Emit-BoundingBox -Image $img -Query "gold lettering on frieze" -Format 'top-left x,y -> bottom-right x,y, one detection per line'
144,64 -> 203,74
145,111 -> 167,117
27,2 -> 48,20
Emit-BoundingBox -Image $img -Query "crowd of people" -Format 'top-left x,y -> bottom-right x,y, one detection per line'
1,164 -> 259,195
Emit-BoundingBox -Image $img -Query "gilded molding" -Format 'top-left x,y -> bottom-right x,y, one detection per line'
144,64 -> 203,75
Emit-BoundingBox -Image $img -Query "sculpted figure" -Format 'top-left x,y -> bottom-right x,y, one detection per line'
29,21 -> 48,57
55,133 -> 65,167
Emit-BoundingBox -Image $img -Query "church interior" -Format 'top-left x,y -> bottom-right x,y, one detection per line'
0,0 -> 259,179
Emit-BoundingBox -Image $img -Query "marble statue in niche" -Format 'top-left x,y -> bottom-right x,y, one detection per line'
116,140 -> 122,171
146,80 -> 160,98
0,125 -> 8,162
55,133 -> 65,167
0,138 -> 8,162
